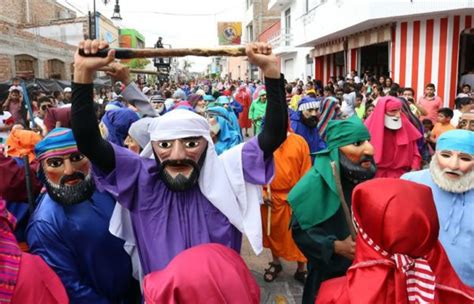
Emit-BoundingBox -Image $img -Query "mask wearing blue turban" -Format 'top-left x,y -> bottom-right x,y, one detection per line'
207,106 -> 243,155
101,108 -> 140,147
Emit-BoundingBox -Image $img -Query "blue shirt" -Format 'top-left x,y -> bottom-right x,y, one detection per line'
402,169 -> 474,287
26,190 -> 136,303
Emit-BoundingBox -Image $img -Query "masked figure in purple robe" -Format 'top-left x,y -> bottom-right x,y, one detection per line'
70,40 -> 287,280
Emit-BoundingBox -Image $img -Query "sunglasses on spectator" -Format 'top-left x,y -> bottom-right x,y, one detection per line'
41,104 -> 53,111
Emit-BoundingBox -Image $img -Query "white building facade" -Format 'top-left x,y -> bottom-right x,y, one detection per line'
289,0 -> 473,107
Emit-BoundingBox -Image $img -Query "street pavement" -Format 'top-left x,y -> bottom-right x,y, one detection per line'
241,124 -> 304,303
241,237 -> 304,304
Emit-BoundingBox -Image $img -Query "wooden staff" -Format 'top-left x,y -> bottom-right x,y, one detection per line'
330,161 -> 357,240
79,46 -> 246,59
98,66 -> 159,75
265,184 -> 272,236
22,155 -> 35,214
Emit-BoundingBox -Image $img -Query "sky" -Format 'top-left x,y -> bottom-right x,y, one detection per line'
57,0 -> 245,72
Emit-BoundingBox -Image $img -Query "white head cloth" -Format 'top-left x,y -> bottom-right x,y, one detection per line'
141,109 -> 264,254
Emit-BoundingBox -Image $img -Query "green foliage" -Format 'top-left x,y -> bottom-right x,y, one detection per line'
125,58 -> 151,69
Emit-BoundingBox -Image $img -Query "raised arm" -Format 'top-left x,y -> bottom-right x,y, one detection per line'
246,43 -> 288,159
71,40 -> 116,173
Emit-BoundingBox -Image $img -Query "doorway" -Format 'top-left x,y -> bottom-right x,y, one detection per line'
360,42 -> 389,77
457,29 -> 474,91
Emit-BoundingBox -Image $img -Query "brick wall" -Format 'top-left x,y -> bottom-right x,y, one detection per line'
0,0 -> 25,24
0,0 -> 76,26
0,55 -> 13,82
0,22 -> 76,51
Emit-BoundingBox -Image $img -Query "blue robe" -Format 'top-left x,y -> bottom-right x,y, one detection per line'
402,169 -> 474,287
290,111 -> 326,158
26,191 -> 137,303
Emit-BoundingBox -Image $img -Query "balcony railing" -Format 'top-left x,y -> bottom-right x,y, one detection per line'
268,28 -> 293,49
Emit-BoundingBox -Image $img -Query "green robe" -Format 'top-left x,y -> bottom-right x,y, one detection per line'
248,99 -> 267,134
291,175 -> 356,304
287,116 -> 371,304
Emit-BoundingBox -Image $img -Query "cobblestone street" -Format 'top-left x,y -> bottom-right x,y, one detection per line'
241,238 -> 304,304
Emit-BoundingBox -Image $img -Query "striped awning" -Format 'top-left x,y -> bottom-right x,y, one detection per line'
311,38 -> 345,57
348,24 -> 392,49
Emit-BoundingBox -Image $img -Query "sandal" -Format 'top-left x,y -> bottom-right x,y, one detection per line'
263,262 -> 283,282
294,270 -> 307,284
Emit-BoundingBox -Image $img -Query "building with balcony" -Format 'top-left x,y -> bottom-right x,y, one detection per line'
294,0 -> 474,107
267,0 -> 314,81
242,0 -> 280,80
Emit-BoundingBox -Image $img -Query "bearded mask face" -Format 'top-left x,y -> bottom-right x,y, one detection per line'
430,150 -> 474,193
301,108 -> 320,128
152,137 -> 208,192
384,109 -> 402,130
339,140 -> 377,183
42,152 -> 95,205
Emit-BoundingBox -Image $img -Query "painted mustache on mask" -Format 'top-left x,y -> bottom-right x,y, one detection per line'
159,158 -> 201,192
60,172 -> 86,185
359,155 -> 375,164
161,159 -> 200,170
442,168 -> 464,176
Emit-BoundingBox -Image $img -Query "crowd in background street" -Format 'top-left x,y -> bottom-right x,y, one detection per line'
0,40 -> 473,304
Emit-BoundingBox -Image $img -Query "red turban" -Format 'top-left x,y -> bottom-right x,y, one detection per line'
316,178 -> 474,304
143,243 -> 260,304
364,96 -> 421,163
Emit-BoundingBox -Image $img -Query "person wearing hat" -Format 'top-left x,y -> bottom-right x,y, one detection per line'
63,87 -> 72,104
26,128 -> 138,303
206,106 -> 243,155
290,96 -> 326,160
70,39 -> 287,284
288,116 -> 377,303
402,129 -> 474,287
316,178 -> 474,304
365,96 -> 422,178
249,89 -> 267,135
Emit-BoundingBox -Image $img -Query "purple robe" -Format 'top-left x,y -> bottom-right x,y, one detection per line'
93,137 -> 272,274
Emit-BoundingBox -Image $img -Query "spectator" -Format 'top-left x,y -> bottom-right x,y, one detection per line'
417,83 -> 443,124
52,90 -> 64,107
3,87 -> 24,125
63,87 -> 72,104
354,93 -> 365,119
383,77 -> 393,94
289,86 -> 303,111
402,87 -> 424,117
457,84 -> 471,98
452,97 -> 473,126
422,118 -> 435,155
430,107 -> 455,143
323,85 -> 334,97
363,103 -> 375,120
35,96 -> 54,136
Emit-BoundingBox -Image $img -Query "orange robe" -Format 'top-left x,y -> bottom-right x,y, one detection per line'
261,133 -> 311,262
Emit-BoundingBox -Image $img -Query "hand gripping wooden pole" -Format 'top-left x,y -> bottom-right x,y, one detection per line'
79,47 -> 247,59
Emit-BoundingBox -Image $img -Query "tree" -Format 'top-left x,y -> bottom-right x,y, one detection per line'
125,58 -> 151,70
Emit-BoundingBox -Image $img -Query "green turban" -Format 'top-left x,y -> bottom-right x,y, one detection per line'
288,115 -> 370,230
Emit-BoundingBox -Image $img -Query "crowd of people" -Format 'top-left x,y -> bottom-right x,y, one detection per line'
0,38 -> 473,304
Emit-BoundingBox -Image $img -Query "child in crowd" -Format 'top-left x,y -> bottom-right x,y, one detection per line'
430,107 -> 454,143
